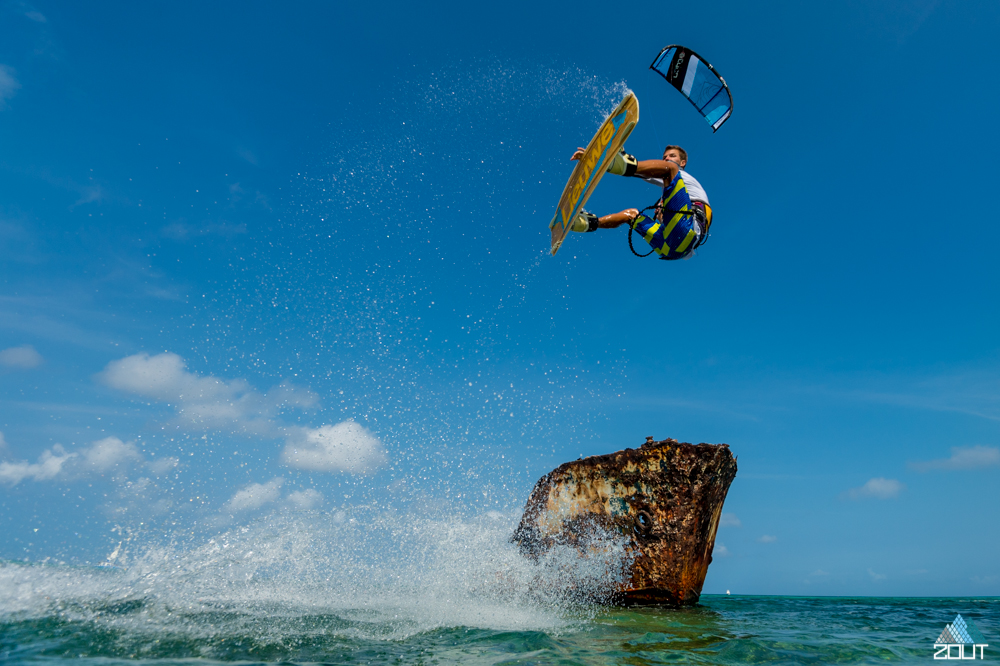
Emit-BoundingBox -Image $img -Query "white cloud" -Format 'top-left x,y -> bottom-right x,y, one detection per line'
810,569 -> 830,577
910,446 -> 1000,472
281,420 -> 387,474
0,65 -> 21,109
80,437 -> 143,471
844,477 -> 904,500
286,488 -> 323,510
720,513 -> 742,528
25,10 -> 47,22
100,351 -> 239,402
868,568 -> 886,581
714,542 -> 731,557
225,477 -> 284,512
0,437 -> 149,485
0,445 -> 74,485
98,352 -> 318,435
757,535 -> 777,543
147,456 -> 179,476
0,344 -> 43,368
0,431 -> 7,456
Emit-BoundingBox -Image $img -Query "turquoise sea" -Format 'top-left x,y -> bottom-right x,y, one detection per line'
3,587 -> 997,665
2,515 -> 996,666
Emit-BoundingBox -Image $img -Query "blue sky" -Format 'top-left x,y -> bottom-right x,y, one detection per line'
1,0 -> 999,596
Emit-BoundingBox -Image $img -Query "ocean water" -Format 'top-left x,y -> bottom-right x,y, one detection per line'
1,513 -> 996,665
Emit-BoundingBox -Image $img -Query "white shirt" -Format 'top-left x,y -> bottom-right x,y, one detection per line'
643,169 -> 710,206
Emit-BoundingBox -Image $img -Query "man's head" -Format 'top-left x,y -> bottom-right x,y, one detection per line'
663,145 -> 688,168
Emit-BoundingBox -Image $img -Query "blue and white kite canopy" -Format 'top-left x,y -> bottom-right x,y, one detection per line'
650,45 -> 733,132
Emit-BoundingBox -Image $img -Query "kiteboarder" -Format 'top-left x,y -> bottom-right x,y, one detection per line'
569,144 -> 712,260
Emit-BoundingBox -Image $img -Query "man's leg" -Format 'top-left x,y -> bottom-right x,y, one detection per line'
597,208 -> 639,229
571,208 -> 640,232
571,208 -> 639,232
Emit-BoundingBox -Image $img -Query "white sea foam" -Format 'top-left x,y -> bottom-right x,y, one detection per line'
0,508 -> 630,641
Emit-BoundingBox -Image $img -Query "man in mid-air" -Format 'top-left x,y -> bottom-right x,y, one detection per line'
569,145 -> 712,260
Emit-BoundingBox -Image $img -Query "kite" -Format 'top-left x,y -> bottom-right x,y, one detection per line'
650,45 -> 732,132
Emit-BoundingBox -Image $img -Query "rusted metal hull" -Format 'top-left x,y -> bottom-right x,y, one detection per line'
511,437 -> 737,606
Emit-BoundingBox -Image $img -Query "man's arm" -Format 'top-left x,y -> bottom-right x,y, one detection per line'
570,149 -> 680,182
634,159 -> 680,181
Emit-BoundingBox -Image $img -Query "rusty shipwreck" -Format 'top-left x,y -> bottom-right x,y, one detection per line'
511,437 -> 737,606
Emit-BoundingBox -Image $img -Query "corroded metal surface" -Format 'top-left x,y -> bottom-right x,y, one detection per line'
511,437 -> 737,606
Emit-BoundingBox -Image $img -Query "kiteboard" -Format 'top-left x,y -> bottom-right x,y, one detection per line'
549,91 -> 639,255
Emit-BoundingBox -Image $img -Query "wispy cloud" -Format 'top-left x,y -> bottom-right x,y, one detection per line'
0,65 -> 21,109
843,477 -> 904,500
0,400 -> 124,417
868,568 -> 886,581
0,217 -> 39,264
144,286 -> 186,302
909,446 -> 1000,472
237,148 -> 259,166
71,185 -> 104,207
720,513 -> 742,528
0,344 -> 43,369
0,445 -> 73,484
224,477 -> 284,512
221,479 -> 324,514
0,436 -> 169,486
147,456 -> 179,476
757,534 -> 777,543
893,0 -> 939,44
0,295 -> 122,351
714,542 -> 731,557
81,437 -> 144,471
281,420 -> 387,474
16,2 -> 48,22
843,366 -> 1000,423
971,575 -> 998,586
98,352 -> 318,436
286,488 -> 323,510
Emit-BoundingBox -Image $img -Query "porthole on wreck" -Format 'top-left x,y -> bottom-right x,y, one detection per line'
634,510 -> 654,536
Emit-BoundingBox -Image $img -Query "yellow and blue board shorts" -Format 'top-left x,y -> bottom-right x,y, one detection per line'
631,173 -> 713,260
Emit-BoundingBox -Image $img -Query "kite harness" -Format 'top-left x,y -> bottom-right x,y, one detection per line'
627,195 -> 713,260
627,202 -> 712,259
